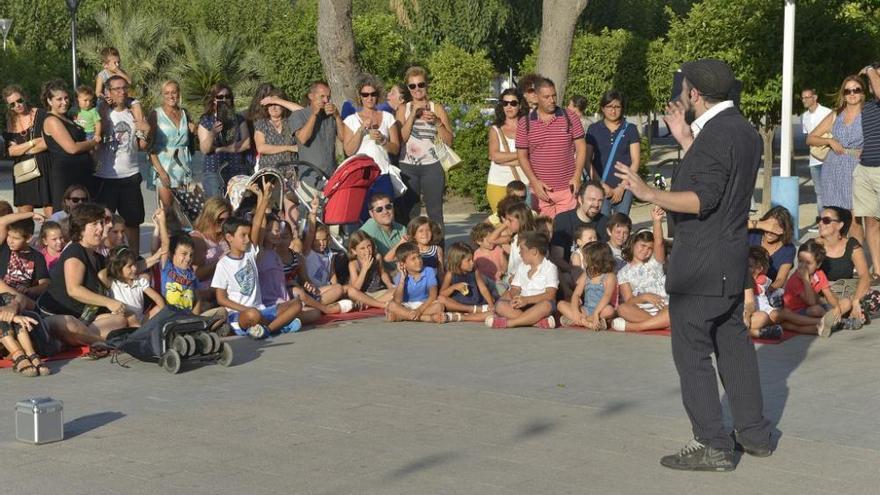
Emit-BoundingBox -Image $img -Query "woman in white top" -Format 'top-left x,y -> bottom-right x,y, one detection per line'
487,88 -> 529,213
342,74 -> 400,170
395,66 -> 454,231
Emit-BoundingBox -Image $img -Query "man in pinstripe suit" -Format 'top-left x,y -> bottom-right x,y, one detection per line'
616,59 -> 772,472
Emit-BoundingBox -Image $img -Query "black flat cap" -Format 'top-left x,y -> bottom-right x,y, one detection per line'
680,59 -> 735,100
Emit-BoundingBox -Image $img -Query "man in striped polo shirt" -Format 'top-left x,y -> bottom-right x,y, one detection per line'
854,64 -> 880,278
516,77 -> 588,217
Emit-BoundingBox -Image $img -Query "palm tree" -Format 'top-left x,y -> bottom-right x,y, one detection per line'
77,4 -> 172,108
168,28 -> 262,115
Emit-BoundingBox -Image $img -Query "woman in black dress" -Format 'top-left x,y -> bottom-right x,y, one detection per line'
40,79 -> 100,211
3,85 -> 53,214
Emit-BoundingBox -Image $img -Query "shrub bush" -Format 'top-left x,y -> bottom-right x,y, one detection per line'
426,42 -> 494,105
353,14 -> 408,88
445,105 -> 492,211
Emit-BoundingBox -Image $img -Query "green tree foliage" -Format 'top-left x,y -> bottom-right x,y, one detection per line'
167,28 -> 261,114
445,106 -> 493,211
426,42 -> 494,105
353,13 -> 408,86
0,47 -> 69,106
256,1 -> 323,103
645,38 -> 680,112
77,4 -> 172,106
581,0 -> 695,40
565,29 -> 651,114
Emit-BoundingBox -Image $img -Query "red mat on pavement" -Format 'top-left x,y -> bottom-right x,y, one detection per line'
0,309 -> 387,369
560,325 -> 799,344
0,346 -> 91,369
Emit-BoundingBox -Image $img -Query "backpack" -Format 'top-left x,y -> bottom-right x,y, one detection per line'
523,107 -> 573,136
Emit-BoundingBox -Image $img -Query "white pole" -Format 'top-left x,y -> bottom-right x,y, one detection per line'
780,0 -> 796,177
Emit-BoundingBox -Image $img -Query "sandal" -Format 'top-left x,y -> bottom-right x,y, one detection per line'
27,354 -> 51,376
12,354 -> 38,377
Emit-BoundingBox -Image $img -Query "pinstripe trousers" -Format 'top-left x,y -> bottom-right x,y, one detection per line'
669,292 -> 771,451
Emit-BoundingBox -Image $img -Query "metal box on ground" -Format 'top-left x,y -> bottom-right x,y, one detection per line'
15,397 -> 64,444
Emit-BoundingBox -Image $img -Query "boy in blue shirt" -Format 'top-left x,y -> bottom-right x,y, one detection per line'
386,241 -> 445,322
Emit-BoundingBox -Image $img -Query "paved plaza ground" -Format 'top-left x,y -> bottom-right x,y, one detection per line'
0,314 -> 878,494
0,139 -> 878,493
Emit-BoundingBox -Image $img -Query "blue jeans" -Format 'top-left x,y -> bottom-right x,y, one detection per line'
201,170 -> 224,199
601,190 -> 634,217
810,164 -> 823,215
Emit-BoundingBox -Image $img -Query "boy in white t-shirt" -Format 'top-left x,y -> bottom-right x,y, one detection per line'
485,231 -> 558,329
212,180 -> 303,339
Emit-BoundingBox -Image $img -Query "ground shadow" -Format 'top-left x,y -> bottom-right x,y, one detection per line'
227,339 -> 295,367
64,411 -> 126,439
383,451 -> 459,481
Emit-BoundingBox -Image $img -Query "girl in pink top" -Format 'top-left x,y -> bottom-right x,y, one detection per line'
38,221 -> 65,270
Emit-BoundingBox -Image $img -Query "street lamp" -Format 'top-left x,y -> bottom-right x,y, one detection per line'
66,0 -> 81,88
0,18 -> 11,52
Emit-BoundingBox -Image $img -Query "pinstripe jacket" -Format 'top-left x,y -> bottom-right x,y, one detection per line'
666,108 -> 762,297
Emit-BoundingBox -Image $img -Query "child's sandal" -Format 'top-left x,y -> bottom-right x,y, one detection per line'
12,354 -> 38,378
27,354 -> 51,376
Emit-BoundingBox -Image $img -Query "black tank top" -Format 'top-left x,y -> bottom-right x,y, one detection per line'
821,237 -> 860,281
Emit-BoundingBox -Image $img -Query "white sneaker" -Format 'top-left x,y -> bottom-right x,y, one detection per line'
337,299 -> 354,313
247,324 -> 269,340
611,317 -> 627,332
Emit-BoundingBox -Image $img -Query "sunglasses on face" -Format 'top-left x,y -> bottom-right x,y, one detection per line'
215,94 -> 231,101
67,196 -> 87,204
360,91 -> 378,98
371,204 -> 393,213
408,82 -> 427,90
501,100 -> 519,107
816,216 -> 841,225
6,98 -> 24,106
844,88 -> 863,96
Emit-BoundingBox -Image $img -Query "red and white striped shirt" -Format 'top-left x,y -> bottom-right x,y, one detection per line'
515,108 -> 584,190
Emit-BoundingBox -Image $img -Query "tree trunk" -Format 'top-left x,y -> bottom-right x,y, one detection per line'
316,0 -> 361,106
535,0 -> 589,98
759,125 -> 775,214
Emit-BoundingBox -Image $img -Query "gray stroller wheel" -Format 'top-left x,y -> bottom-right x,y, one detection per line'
218,342 -> 234,367
160,350 -> 182,374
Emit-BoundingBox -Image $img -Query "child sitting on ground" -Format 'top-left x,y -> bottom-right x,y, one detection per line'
257,212 -> 321,325
37,221 -> 65,270
294,198 -> 353,314
472,222 -> 508,294
212,180 -> 303,339
405,216 -> 445,277
777,240 -> 851,337
568,224 -> 599,273
610,206 -> 670,332
0,302 -> 50,376
346,231 -> 395,309
534,215 -> 553,239
437,242 -> 495,322
487,181 -> 533,225
0,213 -> 49,311
559,241 -> 617,330
744,246 -> 784,340
487,201 -> 537,288
101,246 -> 165,327
605,213 -> 632,271
386,241 -> 445,322
153,206 -> 230,333
485,231 -> 557,329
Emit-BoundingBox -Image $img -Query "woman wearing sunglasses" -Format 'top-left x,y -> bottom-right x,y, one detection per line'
342,74 -> 401,174
3,85 -> 52,215
198,83 -> 251,198
814,206 -> 869,327
486,88 -> 528,213
807,76 -> 865,241
395,66 -> 454,231
48,184 -> 90,224
747,206 -> 796,293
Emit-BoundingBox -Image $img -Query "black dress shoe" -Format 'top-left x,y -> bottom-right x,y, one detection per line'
660,439 -> 736,472
732,433 -> 773,458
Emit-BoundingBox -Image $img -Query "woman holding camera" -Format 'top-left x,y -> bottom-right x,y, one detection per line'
198,83 -> 251,198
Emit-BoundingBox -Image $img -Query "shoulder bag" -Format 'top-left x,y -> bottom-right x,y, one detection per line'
493,125 -> 521,181
600,122 -> 630,183
13,116 -> 42,185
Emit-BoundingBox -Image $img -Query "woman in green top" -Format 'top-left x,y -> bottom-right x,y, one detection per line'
148,80 -> 199,210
